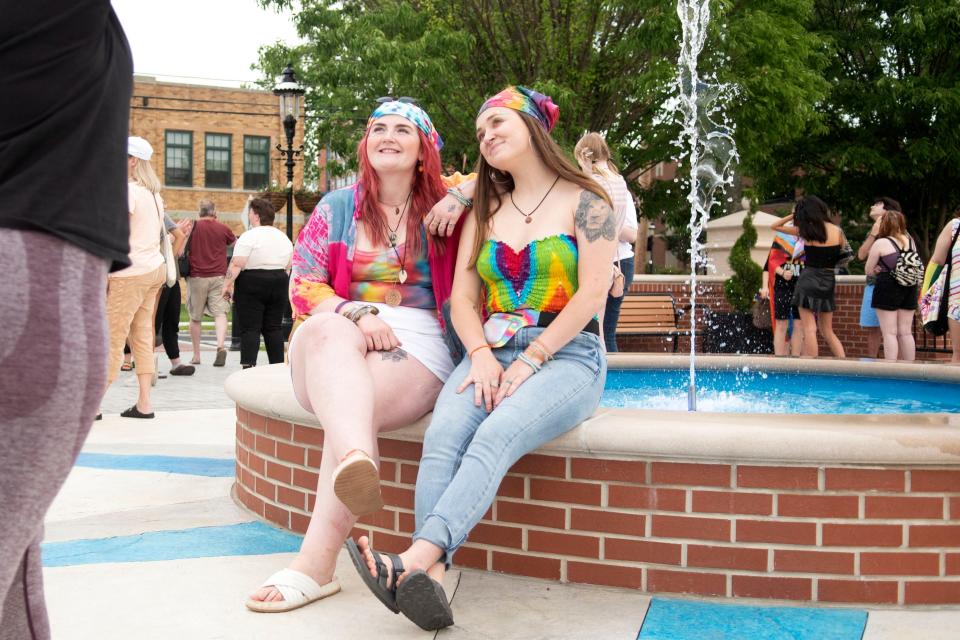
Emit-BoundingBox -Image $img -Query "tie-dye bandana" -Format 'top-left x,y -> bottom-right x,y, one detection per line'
368,101 -> 444,151
477,85 -> 560,132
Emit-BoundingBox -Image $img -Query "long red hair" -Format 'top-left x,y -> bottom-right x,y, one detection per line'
356,129 -> 446,257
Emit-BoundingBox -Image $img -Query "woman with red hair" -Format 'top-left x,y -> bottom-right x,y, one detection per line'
246,99 -> 474,613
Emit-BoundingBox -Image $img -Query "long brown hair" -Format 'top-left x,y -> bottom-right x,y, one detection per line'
355,129 -> 446,257
574,132 -> 621,176
469,112 -> 611,266
878,210 -> 908,241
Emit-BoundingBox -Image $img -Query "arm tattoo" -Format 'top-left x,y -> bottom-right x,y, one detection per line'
381,348 -> 409,362
575,191 -> 616,242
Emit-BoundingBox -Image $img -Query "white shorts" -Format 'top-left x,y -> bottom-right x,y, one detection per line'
288,304 -> 455,401
364,302 -> 454,381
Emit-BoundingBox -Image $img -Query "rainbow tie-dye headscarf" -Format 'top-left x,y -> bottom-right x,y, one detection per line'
368,101 -> 443,151
477,86 -> 560,132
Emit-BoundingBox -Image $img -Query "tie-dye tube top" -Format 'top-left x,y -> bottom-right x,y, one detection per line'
476,233 -> 578,346
350,241 -> 434,309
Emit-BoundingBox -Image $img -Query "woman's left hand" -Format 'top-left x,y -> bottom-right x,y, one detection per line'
424,193 -> 466,237
493,358 -> 537,407
222,282 -> 234,301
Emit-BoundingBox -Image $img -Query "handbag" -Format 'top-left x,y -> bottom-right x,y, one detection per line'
751,296 -> 771,329
836,232 -> 854,269
152,194 -> 177,288
178,231 -> 192,278
920,222 -> 960,336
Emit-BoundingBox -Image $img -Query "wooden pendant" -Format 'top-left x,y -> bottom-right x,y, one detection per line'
398,269 -> 408,284
525,217 -> 532,224
385,289 -> 402,307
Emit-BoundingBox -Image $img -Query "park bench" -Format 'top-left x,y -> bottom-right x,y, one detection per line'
615,293 -> 691,353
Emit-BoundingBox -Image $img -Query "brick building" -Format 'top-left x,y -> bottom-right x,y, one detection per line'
129,76 -> 309,235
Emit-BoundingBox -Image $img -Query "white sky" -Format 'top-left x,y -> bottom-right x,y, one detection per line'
111,0 -> 301,87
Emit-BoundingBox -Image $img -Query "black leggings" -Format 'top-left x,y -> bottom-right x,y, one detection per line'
123,280 -> 181,361
234,269 -> 287,366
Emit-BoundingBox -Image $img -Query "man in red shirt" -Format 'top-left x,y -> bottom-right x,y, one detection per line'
186,199 -> 236,366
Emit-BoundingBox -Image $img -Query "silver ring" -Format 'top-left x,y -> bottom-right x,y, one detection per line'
505,379 -> 514,385
490,382 -> 499,388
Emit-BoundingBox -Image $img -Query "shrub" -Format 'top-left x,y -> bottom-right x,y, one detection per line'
723,212 -> 762,312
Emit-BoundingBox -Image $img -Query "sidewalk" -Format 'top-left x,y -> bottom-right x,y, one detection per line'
40,339 -> 960,639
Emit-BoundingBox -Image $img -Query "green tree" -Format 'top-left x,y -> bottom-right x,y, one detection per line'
255,0 -> 827,204
723,211 -> 762,311
758,0 -> 960,257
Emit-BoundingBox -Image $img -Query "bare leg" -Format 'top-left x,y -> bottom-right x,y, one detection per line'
949,319 -> 960,363
773,321 -> 788,356
876,309 -> 899,361
214,313 -> 227,349
866,327 -> 882,358
789,322 -> 804,356
817,311 -> 845,358
799,309 -> 819,357
896,309 -> 915,361
135,373 -> 152,413
189,319 -> 202,363
250,313 -> 443,604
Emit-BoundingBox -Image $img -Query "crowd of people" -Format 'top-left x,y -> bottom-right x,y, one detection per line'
761,196 -> 960,363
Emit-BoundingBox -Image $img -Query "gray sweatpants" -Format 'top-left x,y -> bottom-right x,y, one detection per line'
0,229 -> 108,639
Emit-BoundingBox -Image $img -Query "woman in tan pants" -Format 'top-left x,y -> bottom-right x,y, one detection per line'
103,137 -> 167,418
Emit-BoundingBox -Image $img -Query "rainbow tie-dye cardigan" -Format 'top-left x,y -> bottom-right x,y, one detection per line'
289,182 -> 464,323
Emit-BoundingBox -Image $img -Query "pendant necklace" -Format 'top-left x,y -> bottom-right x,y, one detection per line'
510,175 -> 561,224
383,193 -> 410,307
385,241 -> 408,307
382,192 -> 411,247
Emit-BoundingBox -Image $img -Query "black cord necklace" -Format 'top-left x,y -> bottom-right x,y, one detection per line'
510,175 -> 561,224
384,192 -> 411,247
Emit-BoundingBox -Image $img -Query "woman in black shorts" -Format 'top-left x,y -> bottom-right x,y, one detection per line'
865,210 -> 917,361
770,196 -> 846,358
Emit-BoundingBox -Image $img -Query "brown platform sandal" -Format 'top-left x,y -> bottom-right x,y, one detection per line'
332,449 -> 383,516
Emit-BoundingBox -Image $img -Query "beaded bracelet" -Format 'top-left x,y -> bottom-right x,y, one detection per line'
446,187 -> 473,208
529,340 -> 553,361
517,353 -> 541,374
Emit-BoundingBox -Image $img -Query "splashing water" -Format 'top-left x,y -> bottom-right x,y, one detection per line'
672,0 -> 739,410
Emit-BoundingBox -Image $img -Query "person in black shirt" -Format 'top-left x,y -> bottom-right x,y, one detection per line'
0,2 -> 132,637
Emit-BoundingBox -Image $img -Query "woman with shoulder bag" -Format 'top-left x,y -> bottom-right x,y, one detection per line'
100,137 -> 168,418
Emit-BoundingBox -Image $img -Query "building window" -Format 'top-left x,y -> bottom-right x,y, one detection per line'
164,130 -> 193,187
243,136 -> 270,191
205,133 -> 232,189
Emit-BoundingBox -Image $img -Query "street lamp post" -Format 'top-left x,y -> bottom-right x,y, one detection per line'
273,63 -> 304,339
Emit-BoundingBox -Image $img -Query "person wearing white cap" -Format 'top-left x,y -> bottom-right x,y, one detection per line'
100,136 -> 169,419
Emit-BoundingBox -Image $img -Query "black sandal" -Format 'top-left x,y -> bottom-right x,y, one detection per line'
396,569 -> 454,630
345,539 -> 403,614
120,405 -> 154,419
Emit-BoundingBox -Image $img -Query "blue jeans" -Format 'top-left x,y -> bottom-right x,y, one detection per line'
602,256 -> 635,352
413,328 -> 606,564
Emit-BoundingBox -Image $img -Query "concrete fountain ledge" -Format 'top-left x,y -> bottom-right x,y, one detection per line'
226,356 -> 960,607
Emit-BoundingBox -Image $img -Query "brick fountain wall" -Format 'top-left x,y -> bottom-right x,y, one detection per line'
234,406 -> 960,607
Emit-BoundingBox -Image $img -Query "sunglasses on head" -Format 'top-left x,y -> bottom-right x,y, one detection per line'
376,96 -> 419,106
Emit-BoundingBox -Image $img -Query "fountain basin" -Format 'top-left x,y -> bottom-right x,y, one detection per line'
226,355 -> 960,607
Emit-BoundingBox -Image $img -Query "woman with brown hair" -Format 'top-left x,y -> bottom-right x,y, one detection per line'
574,132 -> 638,351
350,86 -> 617,630
245,99 -> 474,613
865,209 -> 919,361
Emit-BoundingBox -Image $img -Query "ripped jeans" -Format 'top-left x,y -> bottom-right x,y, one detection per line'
413,327 -> 606,564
